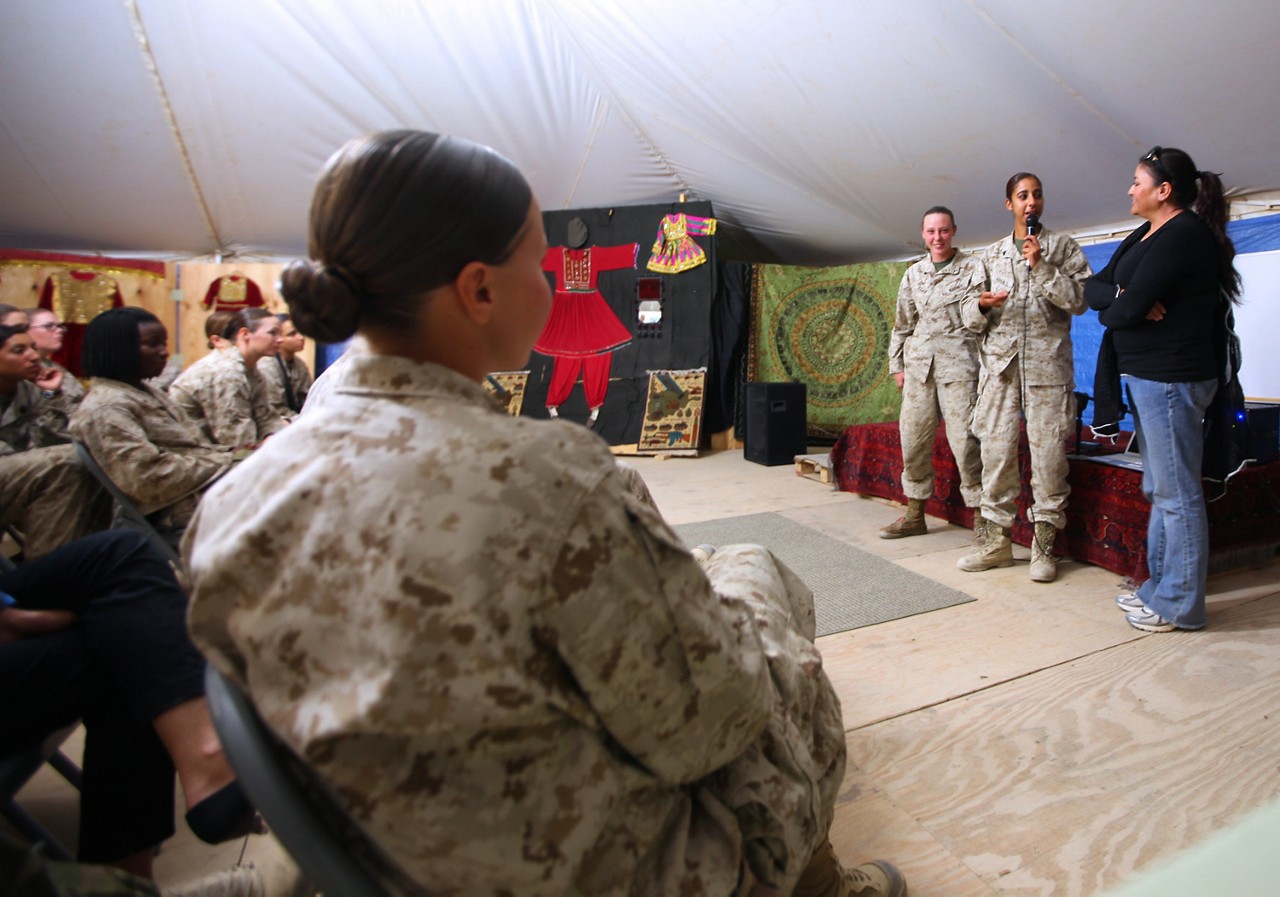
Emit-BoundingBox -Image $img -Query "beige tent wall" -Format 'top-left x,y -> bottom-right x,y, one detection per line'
172,262 -> 313,376
0,258 -> 171,333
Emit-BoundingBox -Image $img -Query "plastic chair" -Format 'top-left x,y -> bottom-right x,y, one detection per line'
0,725 -> 82,861
71,440 -> 183,568
205,665 -> 424,897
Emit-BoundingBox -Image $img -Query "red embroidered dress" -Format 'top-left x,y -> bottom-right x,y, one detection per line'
535,244 -> 637,412
536,244 -> 637,357
202,275 -> 265,311
40,270 -> 123,376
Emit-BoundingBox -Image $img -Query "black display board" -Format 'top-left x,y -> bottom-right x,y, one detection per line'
525,201 -> 717,446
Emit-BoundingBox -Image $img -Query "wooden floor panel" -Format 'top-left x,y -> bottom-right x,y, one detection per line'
846,595 -> 1280,896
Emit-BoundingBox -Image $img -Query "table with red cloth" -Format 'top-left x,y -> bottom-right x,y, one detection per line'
832,422 -> 1280,582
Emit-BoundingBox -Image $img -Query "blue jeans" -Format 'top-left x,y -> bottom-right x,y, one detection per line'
1124,375 -> 1218,629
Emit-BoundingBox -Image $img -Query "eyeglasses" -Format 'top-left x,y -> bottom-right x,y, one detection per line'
30,323 -> 67,332
1141,146 -> 1174,185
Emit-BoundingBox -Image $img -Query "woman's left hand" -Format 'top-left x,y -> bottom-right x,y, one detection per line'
0,607 -> 77,644
34,365 -> 63,393
1146,301 -> 1167,322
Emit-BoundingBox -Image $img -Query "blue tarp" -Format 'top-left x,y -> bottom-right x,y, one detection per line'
1071,213 -> 1280,430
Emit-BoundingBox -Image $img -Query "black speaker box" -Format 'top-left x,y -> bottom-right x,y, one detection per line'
744,382 -> 807,466
1245,402 -> 1279,464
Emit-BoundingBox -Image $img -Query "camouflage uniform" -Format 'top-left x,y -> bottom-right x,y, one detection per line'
300,337 -> 367,415
964,229 -> 1091,529
186,353 -> 845,897
0,380 -> 109,557
70,378 -> 235,530
146,356 -> 183,393
257,354 -> 313,421
42,358 -> 85,404
888,251 -> 986,506
169,348 -> 288,449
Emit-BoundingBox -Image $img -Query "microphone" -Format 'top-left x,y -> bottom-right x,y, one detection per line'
1024,212 -> 1040,270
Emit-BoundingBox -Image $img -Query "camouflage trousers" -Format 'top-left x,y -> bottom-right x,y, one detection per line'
971,365 -> 1074,530
0,445 -> 111,558
899,372 -> 981,507
699,545 -> 846,894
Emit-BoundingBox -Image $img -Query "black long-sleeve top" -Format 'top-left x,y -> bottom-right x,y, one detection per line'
1084,210 -> 1223,382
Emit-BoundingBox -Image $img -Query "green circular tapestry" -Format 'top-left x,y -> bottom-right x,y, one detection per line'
754,262 -> 907,433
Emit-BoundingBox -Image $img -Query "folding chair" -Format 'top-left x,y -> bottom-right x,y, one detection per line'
71,440 -> 183,568
0,725 -> 82,861
205,666 -> 424,897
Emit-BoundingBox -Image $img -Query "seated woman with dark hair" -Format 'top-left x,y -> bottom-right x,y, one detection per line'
169,308 -> 289,449
0,320 -> 110,557
258,313 -> 313,420
187,130 -> 905,897
70,308 -> 235,531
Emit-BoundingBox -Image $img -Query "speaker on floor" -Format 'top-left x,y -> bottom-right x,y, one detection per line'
1245,402 -> 1279,464
744,382 -> 807,466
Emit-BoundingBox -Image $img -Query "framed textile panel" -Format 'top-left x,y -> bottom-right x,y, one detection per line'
638,369 -> 706,456
483,371 -> 530,417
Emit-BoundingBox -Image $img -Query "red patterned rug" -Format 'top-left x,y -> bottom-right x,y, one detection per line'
833,422 -> 1280,582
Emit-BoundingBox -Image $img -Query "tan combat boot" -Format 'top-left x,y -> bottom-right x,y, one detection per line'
792,840 -> 908,897
971,508 -> 988,548
879,498 -> 926,539
1029,521 -> 1058,583
957,522 -> 1013,572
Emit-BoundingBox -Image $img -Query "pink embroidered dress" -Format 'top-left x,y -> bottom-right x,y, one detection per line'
646,213 -> 717,274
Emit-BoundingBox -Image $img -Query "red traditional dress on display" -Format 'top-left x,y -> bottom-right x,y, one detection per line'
646,213 -> 717,273
536,244 -> 637,411
202,274 -> 265,311
40,270 -> 123,376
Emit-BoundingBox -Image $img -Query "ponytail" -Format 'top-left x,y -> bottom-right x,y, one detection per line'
1193,170 -> 1241,303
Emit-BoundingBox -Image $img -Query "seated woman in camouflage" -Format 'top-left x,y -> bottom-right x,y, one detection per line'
0,320 -> 109,557
257,313 -> 313,420
185,130 -> 905,897
169,307 -> 288,449
70,308 -> 236,531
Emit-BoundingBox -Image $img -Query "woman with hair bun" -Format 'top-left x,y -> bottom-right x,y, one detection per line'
185,130 -> 905,897
71,307 -> 234,531
1086,146 -> 1242,632
169,307 -> 287,449
257,313 -> 312,418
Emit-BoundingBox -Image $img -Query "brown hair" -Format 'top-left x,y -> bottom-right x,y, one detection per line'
279,130 -> 533,343
204,311 -> 238,347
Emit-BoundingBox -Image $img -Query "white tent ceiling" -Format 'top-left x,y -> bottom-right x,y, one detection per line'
3,0 -> 1279,265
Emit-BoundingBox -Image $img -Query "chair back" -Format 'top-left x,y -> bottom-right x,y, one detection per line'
71,440 -> 183,568
204,665 -> 428,897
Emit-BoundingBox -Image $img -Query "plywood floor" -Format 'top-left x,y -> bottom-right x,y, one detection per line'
632,449 -> 1280,897
11,448 -> 1279,896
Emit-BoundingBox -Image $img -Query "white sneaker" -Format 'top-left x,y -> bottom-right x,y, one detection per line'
1115,591 -> 1145,612
1126,607 -> 1177,632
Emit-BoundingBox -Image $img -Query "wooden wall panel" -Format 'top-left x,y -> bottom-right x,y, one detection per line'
0,254 -> 314,378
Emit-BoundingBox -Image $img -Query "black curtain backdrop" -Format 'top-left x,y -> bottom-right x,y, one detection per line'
527,202 -> 717,446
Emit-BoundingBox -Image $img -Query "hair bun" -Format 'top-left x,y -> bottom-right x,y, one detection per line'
279,259 -> 361,343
